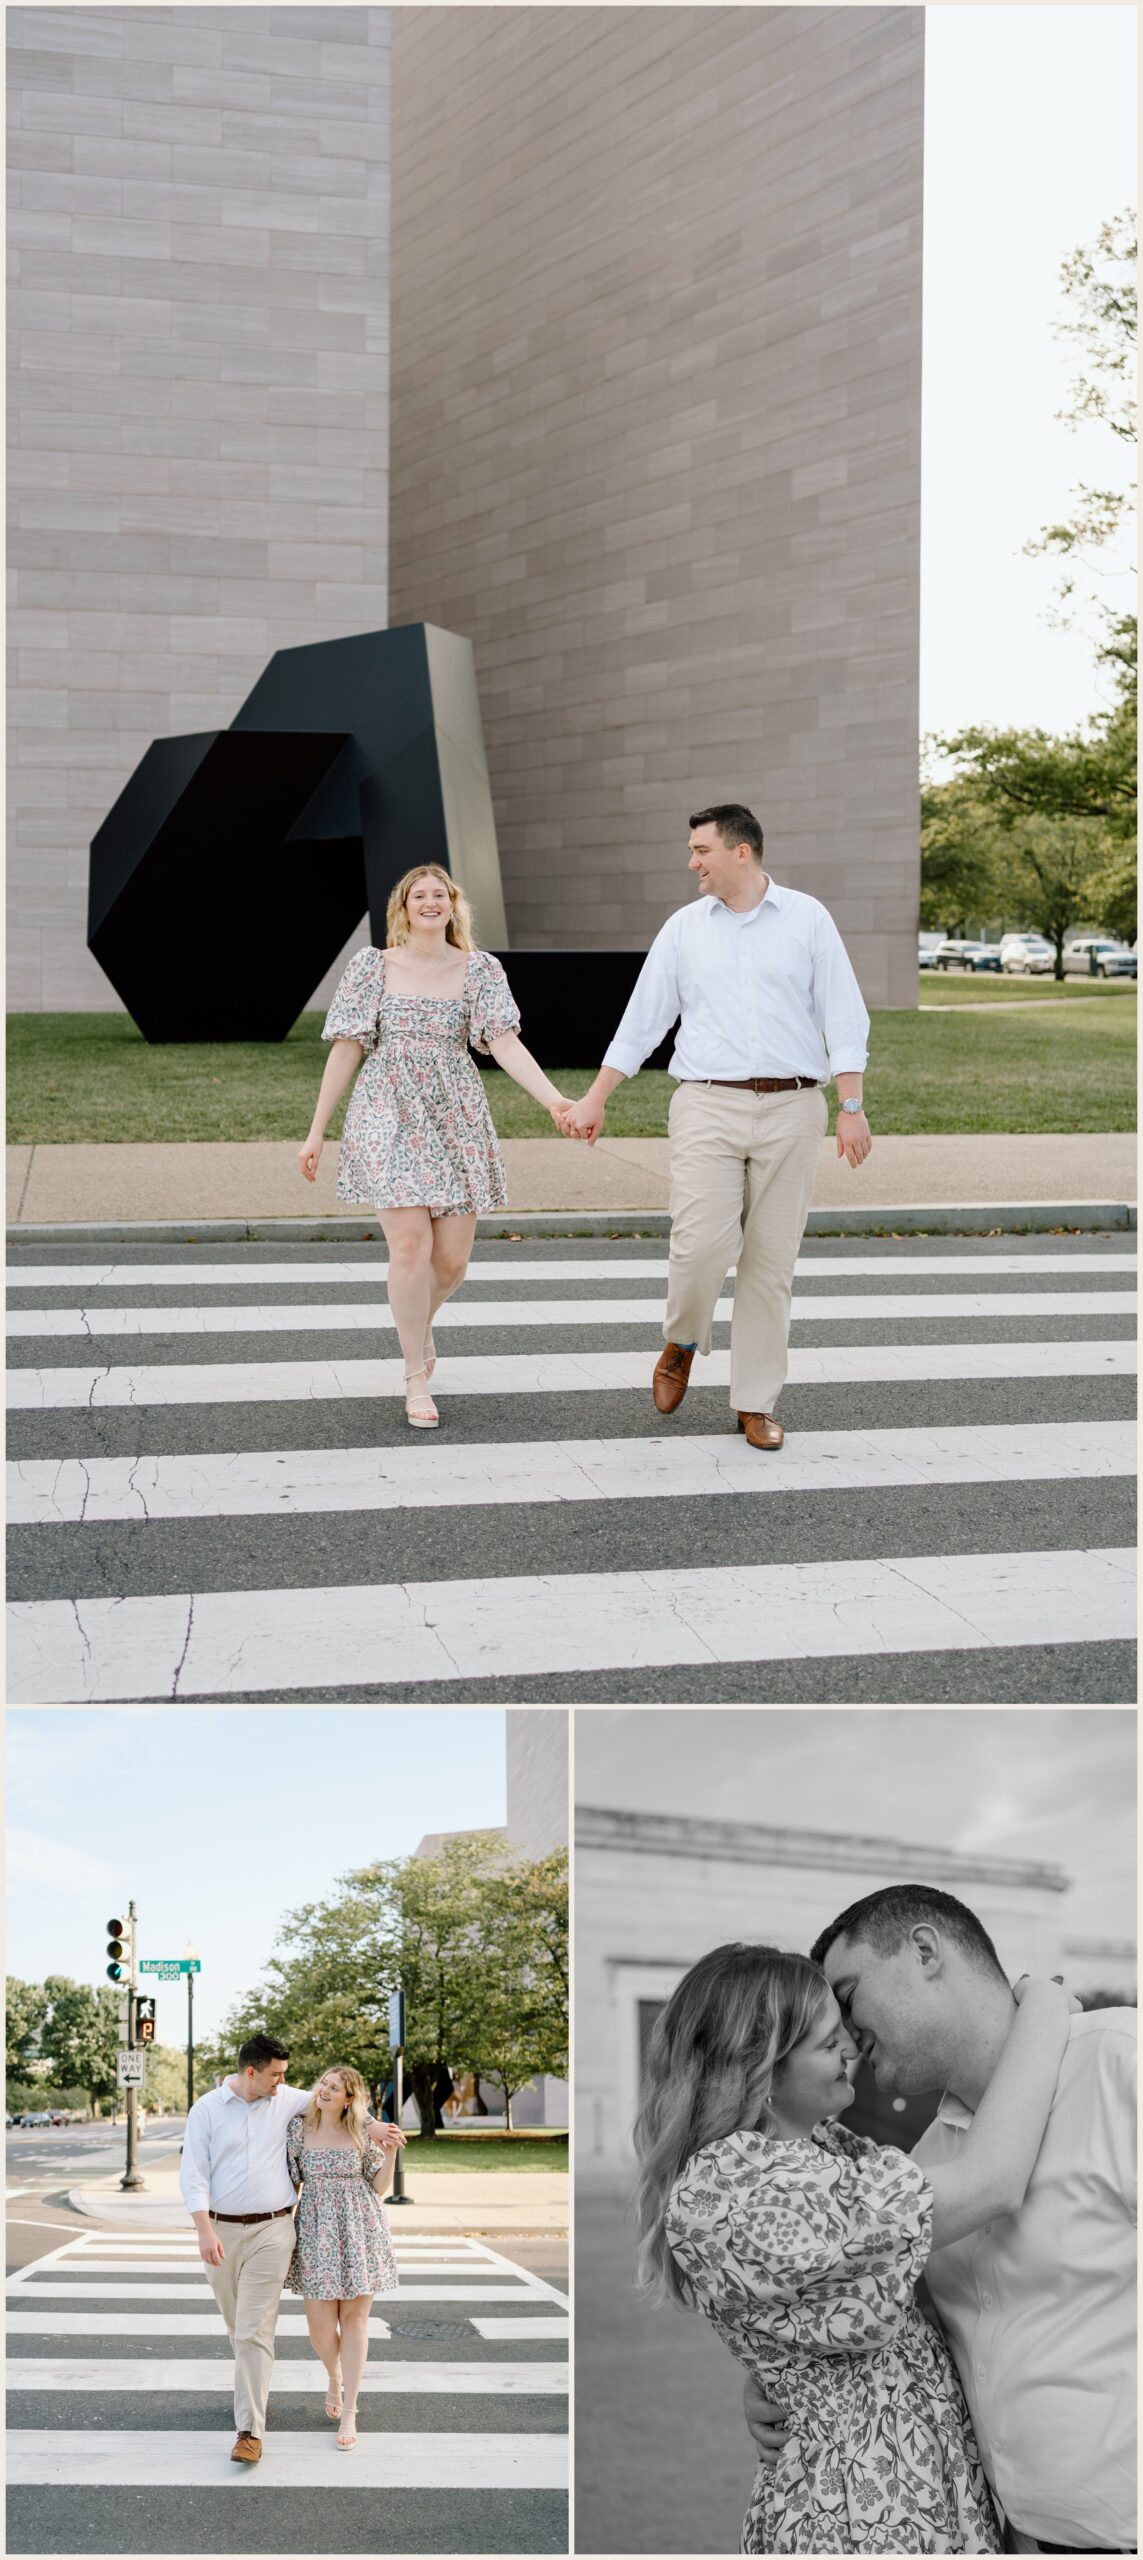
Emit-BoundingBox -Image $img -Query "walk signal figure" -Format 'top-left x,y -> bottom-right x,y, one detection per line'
106,1919 -> 126,1982
137,1999 -> 156,2045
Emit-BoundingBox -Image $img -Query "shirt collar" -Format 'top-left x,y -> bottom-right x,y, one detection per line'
707,878 -> 783,924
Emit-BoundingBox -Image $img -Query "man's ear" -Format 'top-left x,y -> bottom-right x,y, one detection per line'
911,1923 -> 945,1976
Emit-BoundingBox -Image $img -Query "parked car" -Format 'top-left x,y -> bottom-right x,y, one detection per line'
1062,937 -> 1137,979
999,934 -> 1055,974
16,2110 -> 52,2128
918,932 -> 943,969
932,939 -> 1001,972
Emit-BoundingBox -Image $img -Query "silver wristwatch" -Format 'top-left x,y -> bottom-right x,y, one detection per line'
839,1097 -> 864,1116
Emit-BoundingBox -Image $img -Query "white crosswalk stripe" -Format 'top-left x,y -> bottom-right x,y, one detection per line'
6,2233 -> 568,2507
6,1235 -> 1135,1701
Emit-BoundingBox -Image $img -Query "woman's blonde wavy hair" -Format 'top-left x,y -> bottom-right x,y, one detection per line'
385,863 -> 476,952
632,1942 -> 831,2308
303,2064 -> 370,2155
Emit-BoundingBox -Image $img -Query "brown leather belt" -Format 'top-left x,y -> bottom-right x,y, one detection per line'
684,1075 -> 819,1093
209,2204 -> 295,2225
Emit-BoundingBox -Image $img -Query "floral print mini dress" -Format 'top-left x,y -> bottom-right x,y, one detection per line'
322,944 -> 521,1212
283,2116 -> 400,2302
667,2122 -> 1001,2556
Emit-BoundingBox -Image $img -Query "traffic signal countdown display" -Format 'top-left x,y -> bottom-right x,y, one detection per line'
136,1999 -> 156,2045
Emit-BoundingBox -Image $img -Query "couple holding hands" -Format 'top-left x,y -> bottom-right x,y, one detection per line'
299,804 -> 872,1432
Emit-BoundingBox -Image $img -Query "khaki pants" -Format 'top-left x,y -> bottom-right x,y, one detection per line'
664,1079 -> 827,1414
205,2210 -> 296,2438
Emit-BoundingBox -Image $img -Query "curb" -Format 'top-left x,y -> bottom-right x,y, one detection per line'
65,2185 -> 567,2235
7,1200 -> 1137,1245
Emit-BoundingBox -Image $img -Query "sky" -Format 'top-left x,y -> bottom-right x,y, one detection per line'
5,1709 -> 507,2040
574,1708 -> 1137,1946
921,6 -> 1136,745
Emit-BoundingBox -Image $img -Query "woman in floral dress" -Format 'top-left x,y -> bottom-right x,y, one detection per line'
285,2064 -> 401,2451
633,1944 -> 1072,2555
299,863 -> 573,1427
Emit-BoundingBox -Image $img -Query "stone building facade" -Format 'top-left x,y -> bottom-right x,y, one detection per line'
7,4 -> 388,1013
389,5 -> 924,1004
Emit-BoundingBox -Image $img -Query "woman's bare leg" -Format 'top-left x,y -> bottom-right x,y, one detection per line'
335,2296 -> 372,2445
425,1211 -> 477,1365
304,2299 -> 342,2413
378,1207 -> 435,1384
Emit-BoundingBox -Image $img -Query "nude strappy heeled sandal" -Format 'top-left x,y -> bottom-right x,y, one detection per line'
404,1367 -> 439,1428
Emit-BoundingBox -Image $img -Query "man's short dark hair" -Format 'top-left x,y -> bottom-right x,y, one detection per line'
810,1885 -> 1007,1982
689,803 -> 764,859
237,2032 -> 290,2070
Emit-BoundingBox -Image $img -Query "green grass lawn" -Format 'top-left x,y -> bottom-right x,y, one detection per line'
400,2134 -> 567,2174
7,995 -> 1136,1141
919,975 -> 1136,1005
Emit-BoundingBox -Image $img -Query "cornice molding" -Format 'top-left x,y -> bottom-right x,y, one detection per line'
575,1805 -> 1070,1895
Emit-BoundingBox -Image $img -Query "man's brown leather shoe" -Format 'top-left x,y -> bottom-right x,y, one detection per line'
231,2434 -> 262,2464
653,1342 -> 696,1414
737,1411 -> 784,1450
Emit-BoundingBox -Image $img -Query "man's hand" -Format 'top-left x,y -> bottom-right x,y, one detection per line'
835,1108 -> 872,1168
197,2223 -> 225,2267
560,1095 -> 605,1144
743,2373 -> 790,2466
366,2123 -> 408,2154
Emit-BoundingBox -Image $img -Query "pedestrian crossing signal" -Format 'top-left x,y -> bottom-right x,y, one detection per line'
136,1998 -> 156,2044
106,1918 -> 126,1982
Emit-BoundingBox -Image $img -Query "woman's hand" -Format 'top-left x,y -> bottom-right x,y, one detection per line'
743,2373 -> 790,2466
548,1097 -> 574,1133
298,1134 -> 322,1184
1013,1972 -> 1082,2015
368,2123 -> 407,2154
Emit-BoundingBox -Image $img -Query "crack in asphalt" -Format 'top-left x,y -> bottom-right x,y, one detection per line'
170,1596 -> 195,1698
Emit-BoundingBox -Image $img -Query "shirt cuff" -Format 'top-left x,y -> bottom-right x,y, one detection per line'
826,1050 -> 868,1077
602,1037 -> 644,1078
180,2184 -> 209,2216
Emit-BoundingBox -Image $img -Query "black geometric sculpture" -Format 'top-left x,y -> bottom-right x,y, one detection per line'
88,623 -> 507,1042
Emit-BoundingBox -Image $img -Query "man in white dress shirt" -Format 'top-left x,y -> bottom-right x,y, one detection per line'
561,806 -> 871,1447
179,2030 -> 399,2464
743,1887 -> 1137,2553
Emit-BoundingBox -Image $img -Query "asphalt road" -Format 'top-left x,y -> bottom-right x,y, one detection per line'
7,1231 -> 1136,1701
6,2148 -> 568,2554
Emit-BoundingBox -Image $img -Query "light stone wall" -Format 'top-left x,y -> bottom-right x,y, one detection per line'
505,1708 -> 569,1859
389,5 -> 924,1006
7,4 -> 389,1013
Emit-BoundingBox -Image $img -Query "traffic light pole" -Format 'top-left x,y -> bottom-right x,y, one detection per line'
389,2046 -> 408,2204
186,1965 -> 194,2117
120,1900 -> 144,2191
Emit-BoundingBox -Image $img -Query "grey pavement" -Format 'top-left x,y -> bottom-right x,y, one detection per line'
6,1130 -> 1138,1225
6,1230 -> 1136,1705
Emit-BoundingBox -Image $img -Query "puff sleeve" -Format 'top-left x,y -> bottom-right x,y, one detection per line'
667,2126 -> 933,2357
285,2112 -> 304,2191
466,951 -> 521,1056
322,945 -> 384,1047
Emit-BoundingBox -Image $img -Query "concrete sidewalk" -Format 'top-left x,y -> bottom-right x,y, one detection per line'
68,2162 -> 568,2234
6,1131 -> 1137,1224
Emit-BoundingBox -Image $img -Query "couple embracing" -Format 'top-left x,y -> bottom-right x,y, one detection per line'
636,1885 -> 1136,2556
300,802 -> 870,1434
179,2032 -> 406,2460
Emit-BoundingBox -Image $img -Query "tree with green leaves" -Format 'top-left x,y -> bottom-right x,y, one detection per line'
919,773 -> 1008,935
932,212 -> 1137,964
206,1836 -> 569,2137
468,1851 -> 569,2128
6,1977 -> 46,2082
38,1977 -> 121,2116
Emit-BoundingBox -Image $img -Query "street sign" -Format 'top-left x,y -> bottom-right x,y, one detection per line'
139,1958 -> 201,1975
117,2051 -> 146,2087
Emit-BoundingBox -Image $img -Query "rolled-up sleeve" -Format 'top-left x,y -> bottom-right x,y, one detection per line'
179,2099 -> 212,2216
603,918 -> 683,1077
812,908 -> 870,1076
